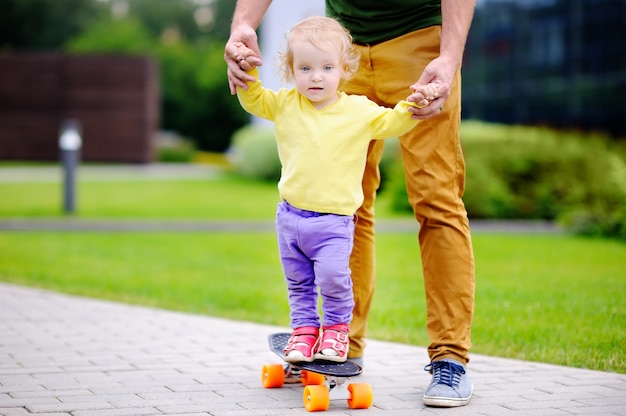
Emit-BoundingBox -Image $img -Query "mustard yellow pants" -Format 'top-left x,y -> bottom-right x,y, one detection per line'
341,26 -> 475,364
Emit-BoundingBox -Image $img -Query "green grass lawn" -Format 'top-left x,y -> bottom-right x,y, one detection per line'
0,168 -> 624,373
0,175 -> 281,219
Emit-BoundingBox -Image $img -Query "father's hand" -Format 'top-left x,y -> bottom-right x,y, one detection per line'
224,25 -> 263,94
407,56 -> 456,120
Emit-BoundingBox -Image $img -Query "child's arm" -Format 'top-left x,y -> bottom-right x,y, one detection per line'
236,67 -> 281,121
366,82 -> 440,139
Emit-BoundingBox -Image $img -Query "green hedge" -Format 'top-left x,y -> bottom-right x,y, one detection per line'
228,125 -> 281,182
387,121 -> 626,240
230,121 -> 626,240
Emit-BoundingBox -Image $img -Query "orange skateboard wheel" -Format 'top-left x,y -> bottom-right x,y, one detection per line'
262,363 -> 284,388
303,385 -> 330,412
347,382 -> 373,409
301,370 -> 325,386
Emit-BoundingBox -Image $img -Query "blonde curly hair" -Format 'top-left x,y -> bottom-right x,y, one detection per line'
277,16 -> 360,84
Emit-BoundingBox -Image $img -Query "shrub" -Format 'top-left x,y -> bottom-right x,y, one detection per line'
157,138 -> 196,163
66,16 -> 249,153
385,120 -> 626,240
156,39 -> 248,152
229,120 -> 626,241
228,125 -> 280,182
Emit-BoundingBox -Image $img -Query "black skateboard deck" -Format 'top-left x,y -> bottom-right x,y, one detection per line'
268,332 -> 362,377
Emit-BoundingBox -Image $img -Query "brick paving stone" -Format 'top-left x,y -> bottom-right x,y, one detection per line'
0,281 -> 625,416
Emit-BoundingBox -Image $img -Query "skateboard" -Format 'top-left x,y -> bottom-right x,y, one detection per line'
262,332 -> 373,412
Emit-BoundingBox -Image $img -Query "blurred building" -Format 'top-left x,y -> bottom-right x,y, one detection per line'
261,0 -> 626,136
259,0 -> 324,92
254,0 -> 325,127
463,0 -> 626,136
0,54 -> 159,163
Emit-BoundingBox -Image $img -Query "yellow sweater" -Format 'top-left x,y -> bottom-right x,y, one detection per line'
237,68 -> 419,216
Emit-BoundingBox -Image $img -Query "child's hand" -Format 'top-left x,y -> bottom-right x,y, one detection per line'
409,92 -> 429,109
408,82 -> 440,109
227,41 -> 260,72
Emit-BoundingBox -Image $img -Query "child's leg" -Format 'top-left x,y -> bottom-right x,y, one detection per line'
276,202 -> 319,329
299,213 -> 355,362
304,214 -> 355,328
276,202 -> 320,362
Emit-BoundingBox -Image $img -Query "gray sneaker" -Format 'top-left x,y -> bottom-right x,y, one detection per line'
423,359 -> 472,407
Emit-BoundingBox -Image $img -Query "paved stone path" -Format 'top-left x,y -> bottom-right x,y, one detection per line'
1,282 -> 624,416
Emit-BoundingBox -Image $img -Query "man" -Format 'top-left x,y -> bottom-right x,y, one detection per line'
225,0 -> 476,408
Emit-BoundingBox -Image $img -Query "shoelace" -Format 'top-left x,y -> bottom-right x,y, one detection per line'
424,360 -> 466,388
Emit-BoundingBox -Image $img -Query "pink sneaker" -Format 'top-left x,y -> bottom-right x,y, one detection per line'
283,327 -> 319,363
315,324 -> 349,362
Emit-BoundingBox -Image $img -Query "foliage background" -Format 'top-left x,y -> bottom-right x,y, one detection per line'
0,0 -> 248,153
2,0 -> 626,237
231,121 -> 626,240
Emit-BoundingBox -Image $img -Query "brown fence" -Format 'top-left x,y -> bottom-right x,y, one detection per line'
0,53 -> 159,163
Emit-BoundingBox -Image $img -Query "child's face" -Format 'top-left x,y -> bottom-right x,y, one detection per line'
292,40 -> 343,109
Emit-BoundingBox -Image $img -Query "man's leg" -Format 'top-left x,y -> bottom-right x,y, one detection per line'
372,26 -> 475,407
372,25 -> 475,365
408,121 -> 476,404
348,140 -> 385,359
343,30 -> 475,364
339,44 -> 384,360
401,76 -> 475,363
407,99 -> 475,407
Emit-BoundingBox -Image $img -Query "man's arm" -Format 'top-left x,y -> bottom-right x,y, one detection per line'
440,0 -> 476,71
225,0 -> 273,94
408,0 -> 476,119
231,0 -> 272,32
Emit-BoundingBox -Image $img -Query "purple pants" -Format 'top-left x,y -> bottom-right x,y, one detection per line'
276,201 -> 355,329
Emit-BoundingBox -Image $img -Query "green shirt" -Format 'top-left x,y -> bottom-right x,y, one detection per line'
326,0 -> 441,45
